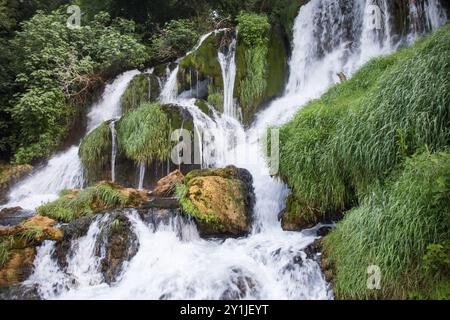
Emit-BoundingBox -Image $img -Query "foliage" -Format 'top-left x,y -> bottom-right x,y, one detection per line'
150,19 -> 199,63
236,12 -> 270,46
79,121 -> 112,181
120,74 -> 159,113
207,91 -> 224,113
117,102 -> 171,164
36,182 -> 129,222
278,25 -> 450,213
323,150 -> 450,299
422,241 -> 450,275
0,241 -> 10,268
3,8 -> 147,164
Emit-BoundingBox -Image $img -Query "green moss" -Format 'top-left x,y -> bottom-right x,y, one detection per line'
207,91 -> 224,113
79,121 -> 112,183
323,150 -> 450,299
234,13 -> 287,124
36,182 -> 130,223
121,74 -> 160,113
117,102 -> 171,164
178,33 -> 223,93
278,25 -> 450,214
175,182 -> 220,225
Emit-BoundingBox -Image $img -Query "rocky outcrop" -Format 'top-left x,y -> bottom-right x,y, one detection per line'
0,215 -> 62,288
0,163 -> 32,203
177,166 -> 255,237
154,169 -> 184,196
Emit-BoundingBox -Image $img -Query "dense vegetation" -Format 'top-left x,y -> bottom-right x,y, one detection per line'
278,25 -> 450,299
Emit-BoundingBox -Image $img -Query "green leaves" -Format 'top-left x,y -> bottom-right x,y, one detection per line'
236,12 -> 270,46
7,8 -> 148,164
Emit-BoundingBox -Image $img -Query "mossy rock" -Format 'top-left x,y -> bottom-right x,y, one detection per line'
279,194 -> 325,231
178,166 -> 255,237
121,73 -> 161,114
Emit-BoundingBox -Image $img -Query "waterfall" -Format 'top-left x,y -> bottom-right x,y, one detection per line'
218,35 -> 237,118
109,121 -> 117,183
3,70 -> 140,210
138,161 -> 146,190
22,1 -> 448,300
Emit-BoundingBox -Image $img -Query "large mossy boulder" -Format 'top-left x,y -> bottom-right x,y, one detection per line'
176,166 -> 255,237
120,73 -> 161,113
0,215 -> 62,288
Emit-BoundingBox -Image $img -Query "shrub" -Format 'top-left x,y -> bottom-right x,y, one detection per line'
117,102 -> 171,164
323,150 -> 450,299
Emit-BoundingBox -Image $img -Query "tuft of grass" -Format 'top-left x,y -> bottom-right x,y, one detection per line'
0,242 -> 10,268
278,25 -> 450,214
79,121 -> 112,182
117,102 -> 171,164
323,150 -> 450,299
37,182 -> 128,223
19,226 -> 44,243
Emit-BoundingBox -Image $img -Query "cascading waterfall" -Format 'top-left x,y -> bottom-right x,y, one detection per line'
218,35 -> 237,118
109,121 -> 118,183
22,0 -> 448,300
3,70 -> 140,210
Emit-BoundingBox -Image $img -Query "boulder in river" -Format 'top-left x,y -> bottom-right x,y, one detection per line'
176,166 -> 255,237
153,169 -> 184,197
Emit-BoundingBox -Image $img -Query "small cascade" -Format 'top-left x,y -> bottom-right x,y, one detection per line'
408,0 -> 448,42
109,121 -> 118,183
138,161 -> 146,190
218,35 -> 237,119
3,70 -> 140,210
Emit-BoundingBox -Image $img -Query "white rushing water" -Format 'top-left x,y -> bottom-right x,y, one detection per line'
3,70 -> 140,210
218,35 -> 238,118
20,0 -> 448,300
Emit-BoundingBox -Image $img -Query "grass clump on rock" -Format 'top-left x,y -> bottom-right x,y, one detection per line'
79,121 -> 112,182
36,182 -> 147,223
117,102 -> 171,165
322,150 -> 450,299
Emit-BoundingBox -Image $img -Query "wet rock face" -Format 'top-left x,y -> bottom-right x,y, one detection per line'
96,213 -> 139,284
0,207 -> 34,226
179,166 -> 255,237
0,283 -> 41,300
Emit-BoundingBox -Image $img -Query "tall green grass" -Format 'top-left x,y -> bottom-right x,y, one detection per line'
36,182 -> 128,222
117,102 -> 171,164
323,150 -> 450,299
0,242 -> 10,268
278,25 -> 450,213
79,121 -> 112,181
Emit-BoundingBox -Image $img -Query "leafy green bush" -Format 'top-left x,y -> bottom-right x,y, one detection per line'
36,182 -> 129,222
236,12 -> 270,46
323,150 -> 450,299
117,102 -> 171,164
7,9 -> 147,164
150,19 -> 199,62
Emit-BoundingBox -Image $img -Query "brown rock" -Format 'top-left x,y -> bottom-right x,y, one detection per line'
154,170 -> 184,196
0,247 -> 36,288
